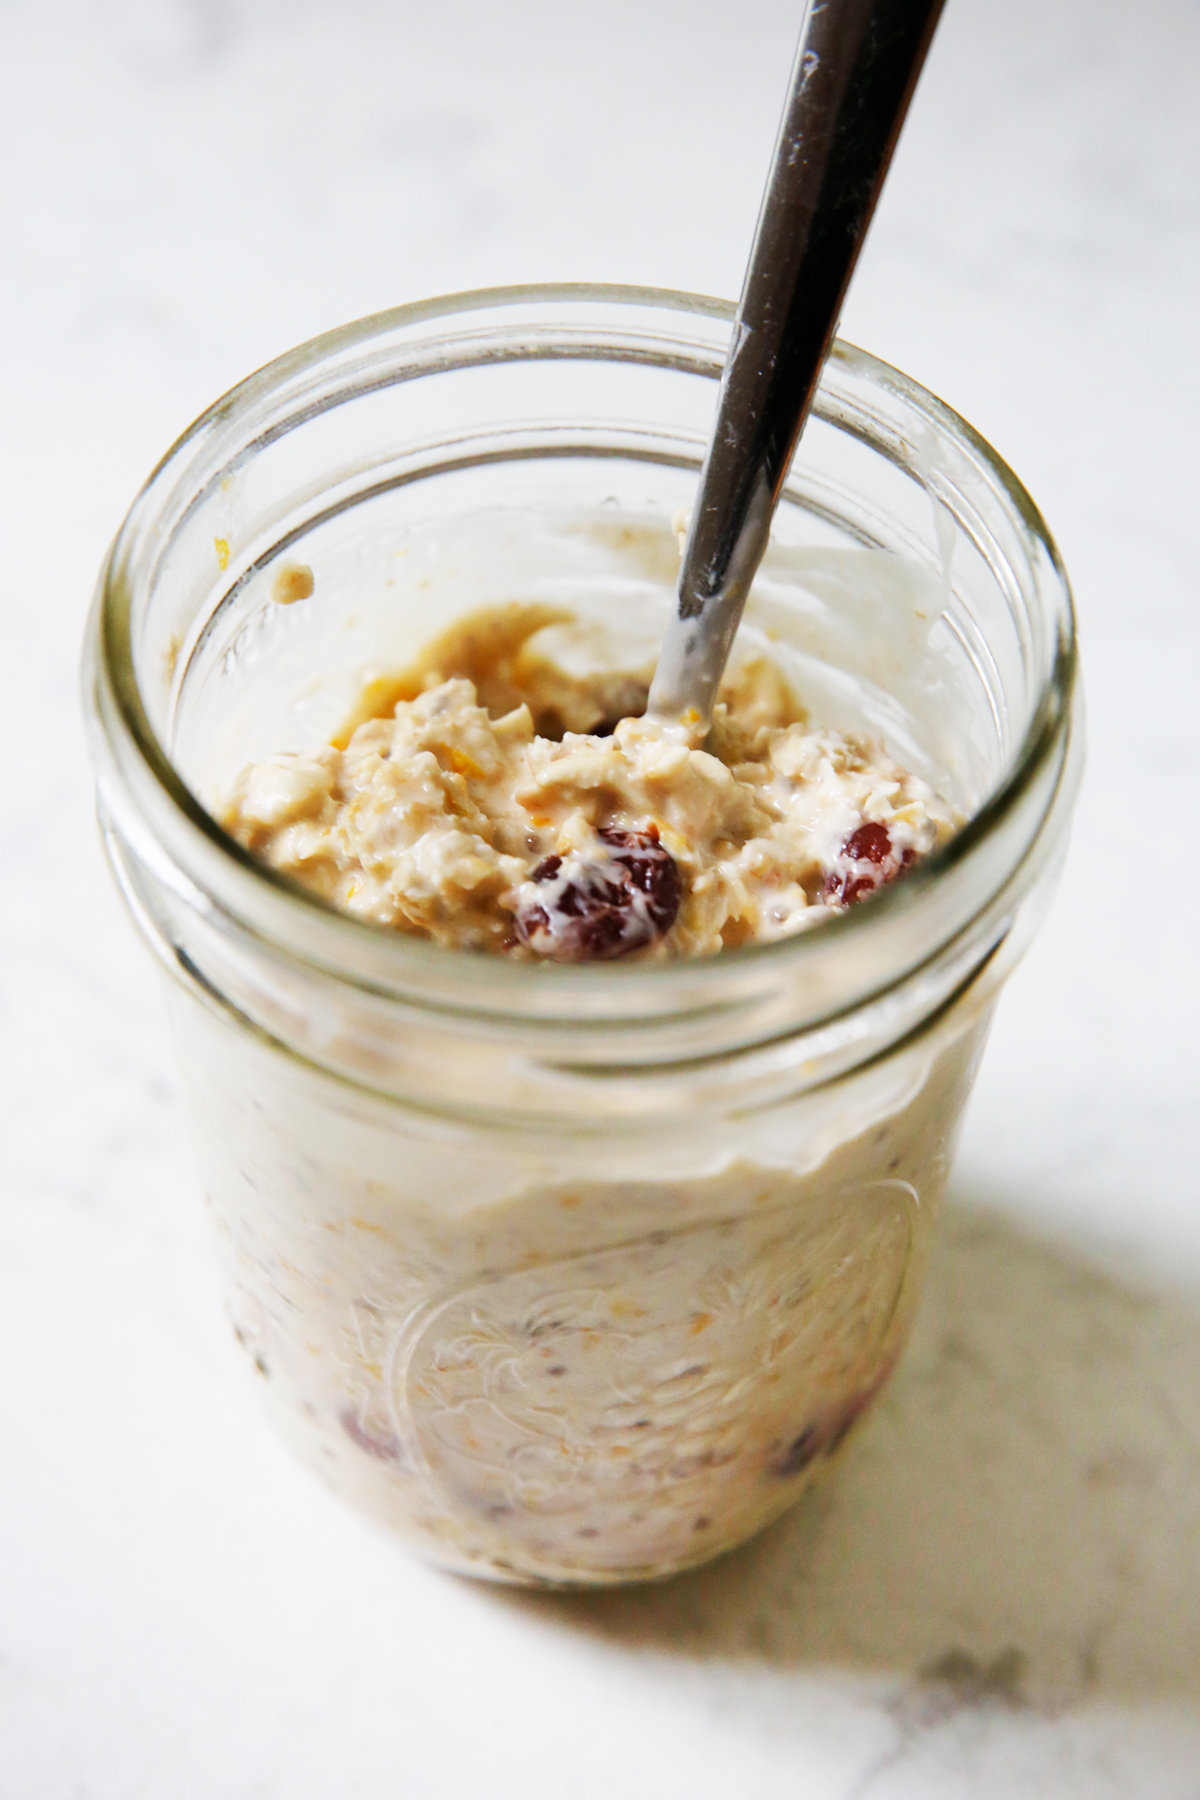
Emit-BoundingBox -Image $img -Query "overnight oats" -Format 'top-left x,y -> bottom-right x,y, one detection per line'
216,603 -> 959,958
83,288 -> 1081,1584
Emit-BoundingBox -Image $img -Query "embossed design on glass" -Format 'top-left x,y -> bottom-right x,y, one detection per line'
392,1181 -> 915,1574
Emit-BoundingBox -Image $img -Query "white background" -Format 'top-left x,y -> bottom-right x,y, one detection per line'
1,1 -> 1198,1794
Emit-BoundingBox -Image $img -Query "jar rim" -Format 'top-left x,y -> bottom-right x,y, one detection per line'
87,282 -> 1078,1028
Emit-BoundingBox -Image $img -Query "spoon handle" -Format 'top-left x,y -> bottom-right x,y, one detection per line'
648,0 -> 946,729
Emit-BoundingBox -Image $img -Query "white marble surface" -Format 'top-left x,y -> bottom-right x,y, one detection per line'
2,0 -> 1199,1793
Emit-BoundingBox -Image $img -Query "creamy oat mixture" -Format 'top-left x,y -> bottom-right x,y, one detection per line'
218,603 -> 958,957
175,978 -> 991,1583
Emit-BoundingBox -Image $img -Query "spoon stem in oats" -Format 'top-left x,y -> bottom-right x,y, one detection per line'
647,0 -> 945,735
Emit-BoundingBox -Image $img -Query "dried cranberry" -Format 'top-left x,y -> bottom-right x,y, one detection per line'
339,1408 -> 403,1463
769,1360 -> 896,1480
513,825 -> 681,961
824,820 -> 915,907
771,1426 -> 821,1479
844,821 -> 893,866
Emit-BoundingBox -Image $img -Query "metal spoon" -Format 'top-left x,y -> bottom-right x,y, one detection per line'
646,0 -> 946,736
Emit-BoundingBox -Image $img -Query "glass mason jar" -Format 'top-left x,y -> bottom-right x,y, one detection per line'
83,286 -> 1080,1587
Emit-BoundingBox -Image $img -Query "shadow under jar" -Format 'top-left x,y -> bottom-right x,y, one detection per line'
83,286 -> 1081,1586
